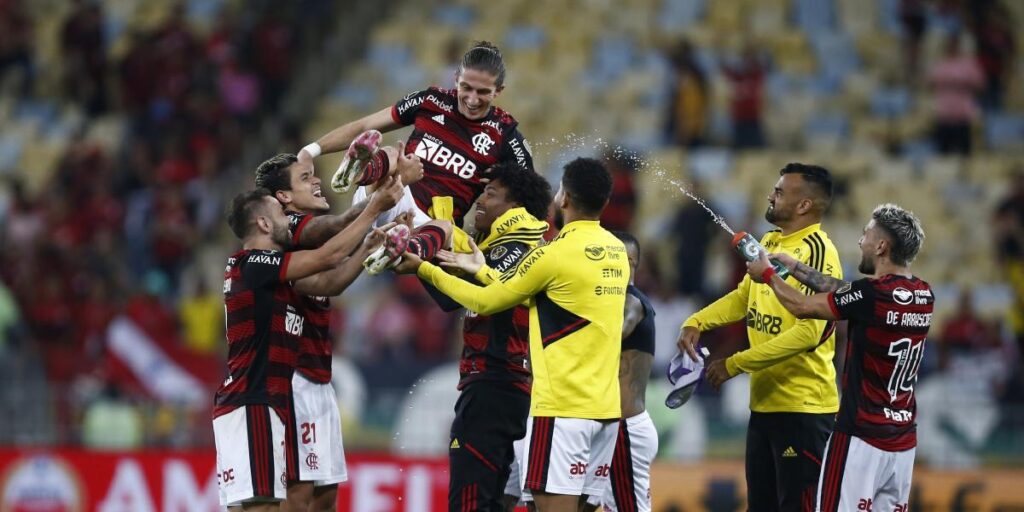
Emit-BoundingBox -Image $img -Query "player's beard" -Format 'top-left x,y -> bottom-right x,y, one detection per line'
764,204 -> 783,224
271,223 -> 293,250
858,253 -> 875,275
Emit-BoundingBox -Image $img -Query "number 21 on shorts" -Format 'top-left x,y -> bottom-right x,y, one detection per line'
301,422 -> 317,444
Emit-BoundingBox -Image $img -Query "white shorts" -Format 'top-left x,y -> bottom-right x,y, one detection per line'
213,405 -> 287,506
353,185 -> 432,228
291,373 -> 347,486
586,411 -> 659,512
520,416 -> 618,497
504,438 -> 528,500
816,431 -> 915,512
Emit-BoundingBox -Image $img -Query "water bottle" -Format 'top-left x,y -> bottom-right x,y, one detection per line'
731,231 -> 790,280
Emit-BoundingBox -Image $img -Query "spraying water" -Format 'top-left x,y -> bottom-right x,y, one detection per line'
663,176 -> 735,236
530,132 -> 736,235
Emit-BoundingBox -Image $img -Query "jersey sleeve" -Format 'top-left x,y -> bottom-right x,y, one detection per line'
488,241 -> 532,273
417,261 -> 531,316
683,275 -> 751,331
392,89 -> 431,126
287,211 -> 312,247
474,240 -> 532,285
496,243 -> 555,296
420,277 -> 468,312
240,250 -> 290,288
828,278 -> 875,321
726,316 -> 831,374
500,127 -> 535,173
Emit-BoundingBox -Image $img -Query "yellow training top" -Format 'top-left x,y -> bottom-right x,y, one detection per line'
419,220 -> 629,419
684,223 -> 842,414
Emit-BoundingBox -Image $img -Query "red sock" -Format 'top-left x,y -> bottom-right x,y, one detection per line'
406,225 -> 446,261
356,150 -> 390,186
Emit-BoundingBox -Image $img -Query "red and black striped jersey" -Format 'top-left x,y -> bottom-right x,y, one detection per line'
459,240 -> 533,393
828,274 -> 935,451
286,211 -> 334,383
391,87 -> 534,224
421,239 -> 534,394
214,249 -> 301,419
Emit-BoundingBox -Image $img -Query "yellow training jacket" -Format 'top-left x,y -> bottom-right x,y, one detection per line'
419,220 -> 628,419
684,223 -> 842,413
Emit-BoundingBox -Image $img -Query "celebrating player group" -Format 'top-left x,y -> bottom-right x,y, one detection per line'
213,40 -> 933,512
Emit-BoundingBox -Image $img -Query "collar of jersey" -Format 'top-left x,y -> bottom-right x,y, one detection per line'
476,207 -> 548,251
561,219 -> 601,230
774,222 -> 822,242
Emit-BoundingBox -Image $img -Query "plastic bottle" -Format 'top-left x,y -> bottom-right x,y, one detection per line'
731,231 -> 790,280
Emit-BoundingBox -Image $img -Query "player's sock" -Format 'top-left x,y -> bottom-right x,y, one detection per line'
406,224 -> 447,261
356,149 -> 390,186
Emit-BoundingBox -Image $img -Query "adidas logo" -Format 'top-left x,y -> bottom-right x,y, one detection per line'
782,446 -> 797,458
450,438 -> 460,449
432,114 -> 445,125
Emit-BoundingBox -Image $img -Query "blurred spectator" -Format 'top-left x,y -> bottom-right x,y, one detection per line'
395,277 -> 457,360
971,2 -> 1015,111
61,0 -> 108,115
2,180 -> 43,248
0,0 -> 34,97
152,2 -> 198,113
437,37 -> 465,86
600,148 -> 639,231
205,7 -> 238,66
218,59 -> 261,119
149,186 -> 197,295
28,275 -> 77,382
664,40 -> 708,147
363,288 -> 417,362
940,290 -> 999,358
251,5 -> 295,111
635,250 -> 698,372
81,385 -> 143,449
928,34 -> 984,155
178,279 -> 222,355
671,180 -> 718,298
994,170 -> 1024,348
721,43 -> 768,149
0,281 -> 20,351
75,278 -> 117,363
118,30 -> 158,115
899,0 -> 928,83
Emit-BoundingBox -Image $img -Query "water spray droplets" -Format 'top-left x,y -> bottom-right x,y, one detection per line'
532,132 -> 735,235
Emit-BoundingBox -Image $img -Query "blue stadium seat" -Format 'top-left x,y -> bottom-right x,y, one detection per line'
985,114 -> 1024,151
504,25 -> 546,51
433,4 -> 476,27
659,0 -> 706,31
871,86 -> 911,118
